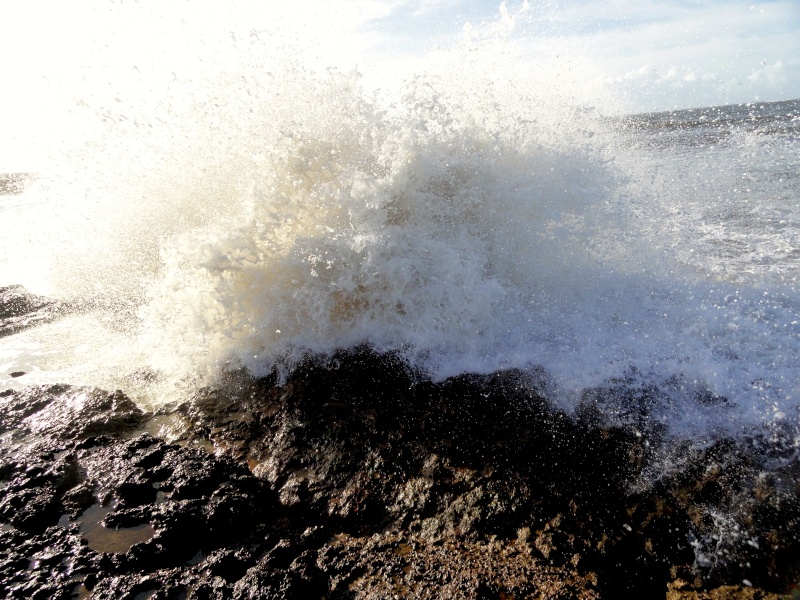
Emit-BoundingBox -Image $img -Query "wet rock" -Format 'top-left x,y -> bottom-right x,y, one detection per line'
666,581 -> 787,599
1,349 -> 798,598
0,384 -> 284,598
172,348 -> 799,597
317,532 -> 602,599
0,285 -> 63,338
0,384 -> 145,444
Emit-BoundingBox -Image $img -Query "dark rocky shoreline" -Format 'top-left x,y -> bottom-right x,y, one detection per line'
1,287 -> 798,598
1,349 -> 798,599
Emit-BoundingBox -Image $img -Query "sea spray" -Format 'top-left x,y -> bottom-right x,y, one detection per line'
0,3 -> 798,443
134,60 -> 620,390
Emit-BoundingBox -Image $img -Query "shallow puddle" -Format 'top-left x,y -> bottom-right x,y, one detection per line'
60,502 -> 156,554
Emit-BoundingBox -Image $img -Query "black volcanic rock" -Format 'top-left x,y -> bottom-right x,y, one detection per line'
0,384 -> 145,440
0,285 -> 63,338
0,349 -> 797,598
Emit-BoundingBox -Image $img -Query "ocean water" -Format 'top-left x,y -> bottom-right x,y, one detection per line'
0,9 -> 798,444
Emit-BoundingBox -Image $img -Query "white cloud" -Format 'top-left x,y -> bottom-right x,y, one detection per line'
622,65 -> 652,81
1,0 -> 798,156
748,59 -> 785,84
379,0 -> 798,111
659,67 -> 679,82
409,0 -> 464,17
513,0 -> 800,111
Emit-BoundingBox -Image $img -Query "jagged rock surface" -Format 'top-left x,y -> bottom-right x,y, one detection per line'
0,285 -> 63,338
1,350 -> 797,598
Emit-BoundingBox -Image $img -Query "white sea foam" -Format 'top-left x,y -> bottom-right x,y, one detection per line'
130,59 -> 618,383
0,4 -> 798,436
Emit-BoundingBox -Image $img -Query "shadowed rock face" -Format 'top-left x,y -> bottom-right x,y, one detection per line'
0,286 -> 63,339
1,349 -> 798,599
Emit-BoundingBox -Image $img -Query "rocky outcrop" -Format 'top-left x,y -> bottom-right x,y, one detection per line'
1,349 -> 797,598
0,285 -> 63,338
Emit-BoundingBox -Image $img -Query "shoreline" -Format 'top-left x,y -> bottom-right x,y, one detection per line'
1,341 -> 798,598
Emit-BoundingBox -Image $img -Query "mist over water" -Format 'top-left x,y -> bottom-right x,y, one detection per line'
1,3 -> 798,440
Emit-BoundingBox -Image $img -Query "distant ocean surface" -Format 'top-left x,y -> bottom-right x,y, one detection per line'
1,64 -> 798,442
620,99 -> 800,287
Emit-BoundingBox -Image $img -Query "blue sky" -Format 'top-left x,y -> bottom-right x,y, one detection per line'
356,0 -> 800,112
1,0 -> 798,169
